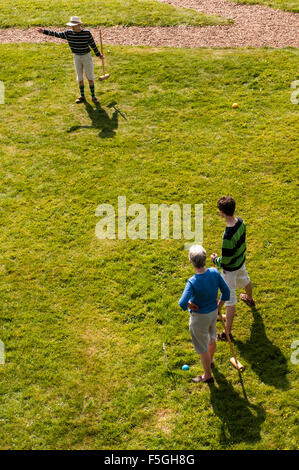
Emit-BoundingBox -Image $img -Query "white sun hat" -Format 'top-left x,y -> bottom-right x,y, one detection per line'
66,16 -> 83,26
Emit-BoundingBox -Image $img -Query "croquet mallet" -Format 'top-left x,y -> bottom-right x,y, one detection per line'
98,30 -> 110,81
107,101 -> 127,120
219,314 -> 245,371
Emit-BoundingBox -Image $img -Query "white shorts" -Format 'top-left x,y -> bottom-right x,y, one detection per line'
222,263 -> 250,307
73,53 -> 95,82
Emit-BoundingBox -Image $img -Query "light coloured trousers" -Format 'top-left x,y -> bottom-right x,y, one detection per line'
73,53 -> 95,82
189,308 -> 218,354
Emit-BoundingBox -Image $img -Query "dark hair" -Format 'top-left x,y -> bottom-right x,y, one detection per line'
217,196 -> 236,216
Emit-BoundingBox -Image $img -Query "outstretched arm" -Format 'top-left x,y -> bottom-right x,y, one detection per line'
36,28 -> 68,40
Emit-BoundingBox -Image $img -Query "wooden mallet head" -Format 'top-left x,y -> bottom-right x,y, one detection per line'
230,357 -> 245,371
99,73 -> 110,81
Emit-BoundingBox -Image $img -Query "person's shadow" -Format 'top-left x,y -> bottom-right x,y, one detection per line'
208,367 -> 266,445
67,101 -> 120,138
234,307 -> 289,389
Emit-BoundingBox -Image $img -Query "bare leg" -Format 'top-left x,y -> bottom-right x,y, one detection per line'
208,341 -> 216,364
240,282 -> 255,307
225,305 -> 235,335
199,351 -> 212,380
245,281 -> 253,300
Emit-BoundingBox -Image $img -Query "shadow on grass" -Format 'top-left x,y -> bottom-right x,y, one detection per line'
235,307 -> 290,390
67,101 -> 120,138
208,367 -> 266,445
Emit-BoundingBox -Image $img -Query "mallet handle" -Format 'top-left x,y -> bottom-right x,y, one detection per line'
99,29 -> 104,54
220,314 -> 240,367
99,30 -> 105,74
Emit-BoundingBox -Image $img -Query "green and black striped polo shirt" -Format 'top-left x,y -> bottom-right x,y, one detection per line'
214,217 -> 246,271
42,29 -> 101,57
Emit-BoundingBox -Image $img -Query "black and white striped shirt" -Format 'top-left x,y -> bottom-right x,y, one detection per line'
42,29 -> 101,56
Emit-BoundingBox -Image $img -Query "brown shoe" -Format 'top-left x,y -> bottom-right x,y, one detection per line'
92,96 -> 99,103
76,96 -> 86,104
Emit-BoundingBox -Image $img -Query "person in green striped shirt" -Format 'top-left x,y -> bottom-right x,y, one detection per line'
211,196 -> 255,341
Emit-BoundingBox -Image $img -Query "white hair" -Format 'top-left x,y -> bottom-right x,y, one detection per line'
189,245 -> 206,268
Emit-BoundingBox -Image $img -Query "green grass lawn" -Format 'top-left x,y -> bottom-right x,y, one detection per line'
231,0 -> 299,12
0,44 -> 298,450
0,0 -> 229,28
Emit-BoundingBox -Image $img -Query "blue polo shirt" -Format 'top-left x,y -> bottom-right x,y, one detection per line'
179,268 -> 230,314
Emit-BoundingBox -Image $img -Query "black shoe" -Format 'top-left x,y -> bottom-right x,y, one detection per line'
217,331 -> 234,342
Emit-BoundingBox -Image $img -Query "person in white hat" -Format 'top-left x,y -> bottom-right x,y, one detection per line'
37,17 -> 104,103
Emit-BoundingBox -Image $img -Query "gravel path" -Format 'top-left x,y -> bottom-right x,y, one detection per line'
0,0 -> 298,48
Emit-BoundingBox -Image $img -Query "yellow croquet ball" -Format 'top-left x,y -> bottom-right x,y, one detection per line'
232,103 -> 239,108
